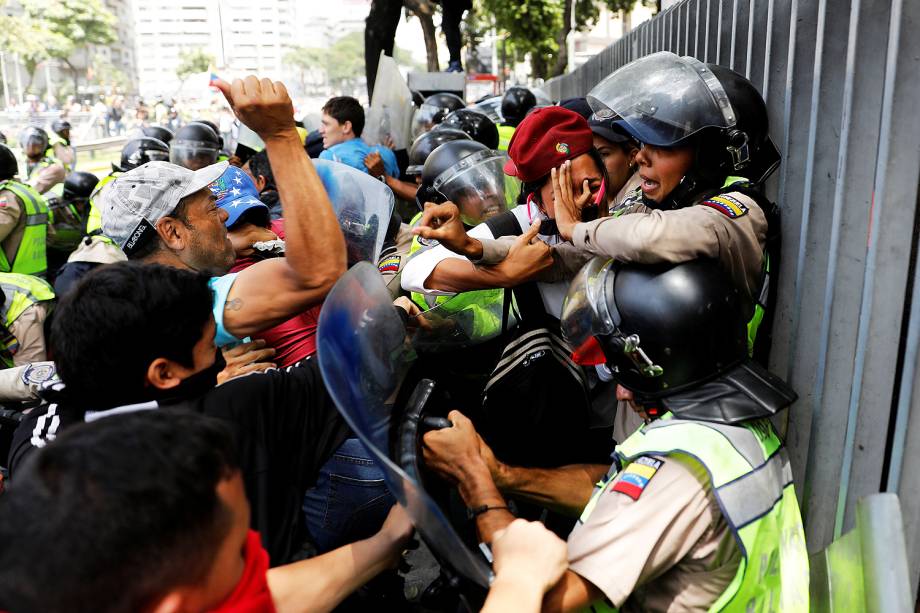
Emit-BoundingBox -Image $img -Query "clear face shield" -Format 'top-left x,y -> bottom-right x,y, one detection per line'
314,159 -> 393,266
432,149 -> 510,226
411,104 -> 447,140
169,140 -> 219,170
587,52 -> 736,146
22,135 -> 47,159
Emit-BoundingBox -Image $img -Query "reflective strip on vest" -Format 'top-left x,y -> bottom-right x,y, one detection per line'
0,181 -> 49,277
578,414 -> 809,612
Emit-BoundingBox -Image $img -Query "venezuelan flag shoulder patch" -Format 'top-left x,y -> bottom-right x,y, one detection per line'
378,255 -> 401,274
611,456 -> 663,500
701,194 -> 749,218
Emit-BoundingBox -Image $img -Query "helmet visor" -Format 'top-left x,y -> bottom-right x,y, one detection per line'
170,141 -> 219,170
587,52 -> 735,146
560,256 -> 618,351
433,149 -> 509,225
411,104 -> 446,140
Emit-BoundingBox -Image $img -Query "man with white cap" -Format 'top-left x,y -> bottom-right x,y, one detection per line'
98,77 -> 346,346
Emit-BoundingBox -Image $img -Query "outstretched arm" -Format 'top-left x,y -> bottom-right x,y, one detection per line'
215,77 -> 346,338
267,505 -> 413,613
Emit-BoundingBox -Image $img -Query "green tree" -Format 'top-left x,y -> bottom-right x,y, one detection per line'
175,48 -> 215,95
22,0 -> 117,95
478,0 -> 650,80
0,12 -> 68,95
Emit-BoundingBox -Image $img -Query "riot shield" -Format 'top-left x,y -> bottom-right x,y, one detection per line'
316,263 -> 494,588
313,159 -> 394,266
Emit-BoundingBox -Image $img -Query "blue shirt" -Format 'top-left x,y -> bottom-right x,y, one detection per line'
320,138 -> 399,179
209,273 -> 242,347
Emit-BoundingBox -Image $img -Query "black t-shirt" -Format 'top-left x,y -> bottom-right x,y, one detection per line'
8,358 -> 350,564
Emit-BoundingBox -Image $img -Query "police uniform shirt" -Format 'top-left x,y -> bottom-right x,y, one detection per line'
567,454 -> 741,611
9,357 -> 351,565
572,191 -> 768,306
0,189 -> 28,269
8,302 -> 49,365
610,171 -> 643,212
376,222 -> 414,299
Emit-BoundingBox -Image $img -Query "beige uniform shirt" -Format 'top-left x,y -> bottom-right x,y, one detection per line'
9,302 -> 49,365
28,162 -> 65,195
0,189 -> 26,269
377,222 -> 414,299
567,454 -> 741,611
573,191 -> 768,305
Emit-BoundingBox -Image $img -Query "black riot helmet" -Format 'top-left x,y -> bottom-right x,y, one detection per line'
171,122 -> 220,170
561,257 -> 796,423
588,52 -> 781,208
440,109 -> 499,149
62,171 -> 99,202
19,126 -> 49,159
406,127 -> 472,177
116,137 -> 170,172
141,125 -> 174,145
500,87 -> 537,127
192,119 -> 223,149
411,93 -> 466,140
51,118 -> 72,139
0,143 -> 18,180
416,140 -> 510,225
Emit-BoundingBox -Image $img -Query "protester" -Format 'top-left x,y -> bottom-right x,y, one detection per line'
6,262 -> 413,563
101,76 -> 346,347
0,410 -> 414,613
482,519 -> 569,613
53,136 -> 169,296
319,96 -> 399,178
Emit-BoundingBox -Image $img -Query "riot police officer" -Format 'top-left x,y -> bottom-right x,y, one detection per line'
170,122 -> 221,170
554,52 -> 782,359
422,258 -> 809,612
19,127 -> 64,196
49,119 -> 75,171
497,87 -> 537,151
0,144 -> 50,278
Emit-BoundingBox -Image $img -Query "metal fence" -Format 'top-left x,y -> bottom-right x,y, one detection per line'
546,0 -> 920,598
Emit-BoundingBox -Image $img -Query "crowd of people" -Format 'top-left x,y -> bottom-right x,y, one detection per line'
0,51 -> 809,612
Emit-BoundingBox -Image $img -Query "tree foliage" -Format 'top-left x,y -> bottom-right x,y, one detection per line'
0,0 -> 116,93
286,32 -> 422,94
476,0 -> 650,80
176,48 -> 215,82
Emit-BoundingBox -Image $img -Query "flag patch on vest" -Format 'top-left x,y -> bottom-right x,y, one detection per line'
702,194 -> 749,218
611,457 -> 663,500
378,255 -> 401,274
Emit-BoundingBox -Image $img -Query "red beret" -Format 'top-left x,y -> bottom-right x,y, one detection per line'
503,107 -> 595,183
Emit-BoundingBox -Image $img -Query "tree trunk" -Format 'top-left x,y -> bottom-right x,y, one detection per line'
550,0 -> 574,77
404,0 -> 440,72
365,0 -> 403,100
622,8 -> 632,35
63,59 -> 79,98
531,54 -> 549,81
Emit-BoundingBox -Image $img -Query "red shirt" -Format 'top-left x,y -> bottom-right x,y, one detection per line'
230,220 -> 321,366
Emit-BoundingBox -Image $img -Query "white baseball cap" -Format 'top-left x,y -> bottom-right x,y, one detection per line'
99,160 -> 229,255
